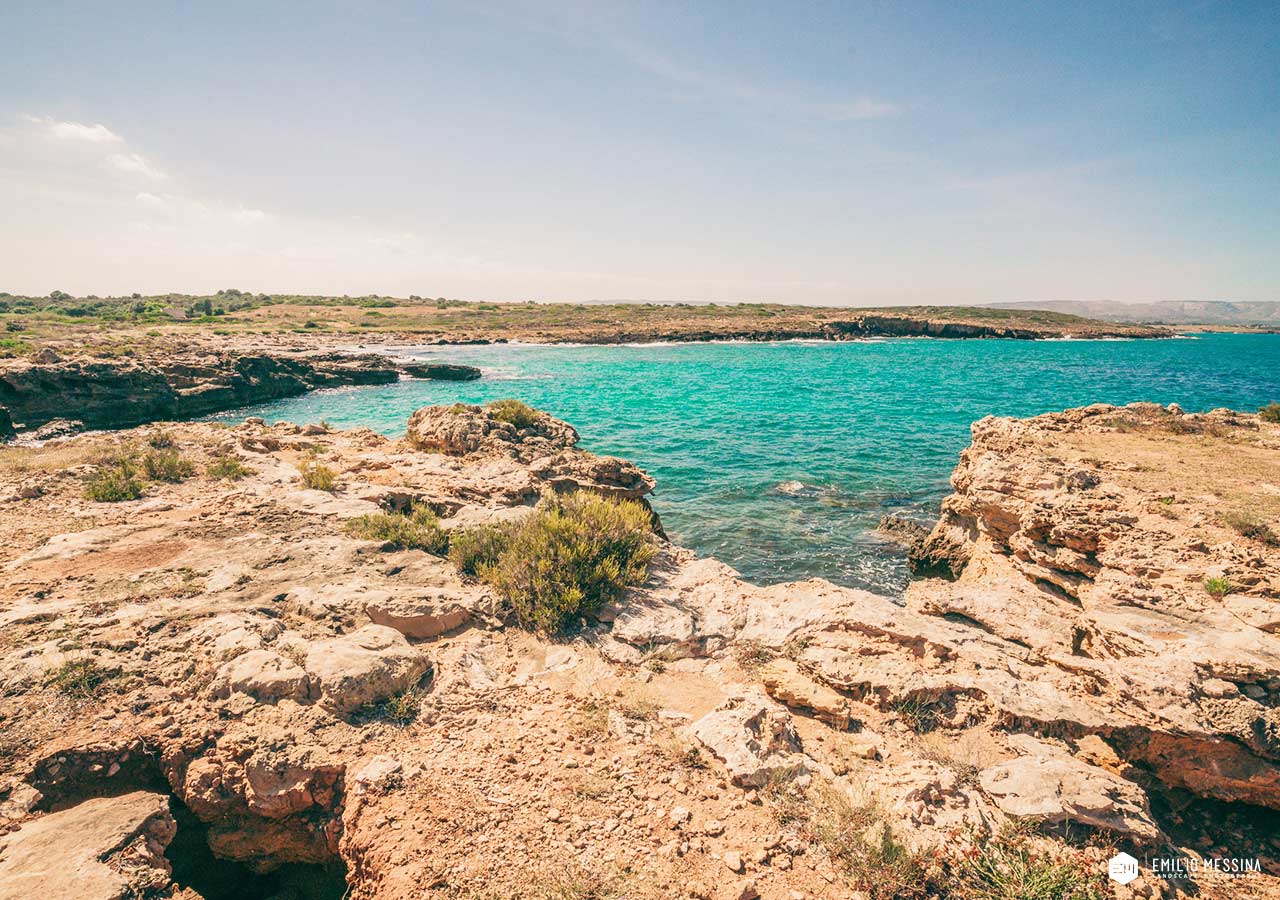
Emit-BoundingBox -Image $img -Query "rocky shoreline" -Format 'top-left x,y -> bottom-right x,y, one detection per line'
0,351 -> 481,436
0,401 -> 1276,898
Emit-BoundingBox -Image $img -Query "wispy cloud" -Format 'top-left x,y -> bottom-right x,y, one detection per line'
23,114 -> 123,143
612,39 -> 898,123
108,152 -> 167,179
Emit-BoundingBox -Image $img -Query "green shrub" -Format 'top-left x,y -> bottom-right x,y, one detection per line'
1259,401 -> 1280,423
486,398 -> 540,429
85,458 -> 143,502
206,455 -> 252,480
1205,576 -> 1232,598
452,491 -> 656,634
147,430 -> 175,449
141,448 -> 194,482
1222,511 -> 1279,547
345,504 -> 448,554
299,460 -> 338,491
447,523 -> 510,575
888,693 -> 940,734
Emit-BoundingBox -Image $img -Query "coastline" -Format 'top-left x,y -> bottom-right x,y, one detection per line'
0,401 -> 1275,898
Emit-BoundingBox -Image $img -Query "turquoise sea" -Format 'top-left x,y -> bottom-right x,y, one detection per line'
219,333 -> 1280,594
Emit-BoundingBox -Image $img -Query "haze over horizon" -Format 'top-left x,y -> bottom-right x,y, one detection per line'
2,1 -> 1277,305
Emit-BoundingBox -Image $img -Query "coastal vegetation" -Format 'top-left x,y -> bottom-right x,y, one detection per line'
345,504 -> 448,553
205,455 -> 252,480
1204,576 -> 1232,598
450,491 -> 656,634
1260,401 -> 1280,422
83,455 -> 144,502
299,460 -> 338,491
485,398 -> 540,429
0,290 -> 1166,357
141,447 -> 194,482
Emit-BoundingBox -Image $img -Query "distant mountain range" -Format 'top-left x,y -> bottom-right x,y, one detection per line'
983,300 -> 1280,326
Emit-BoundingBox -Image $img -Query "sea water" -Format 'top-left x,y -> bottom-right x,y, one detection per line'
217,333 -> 1280,594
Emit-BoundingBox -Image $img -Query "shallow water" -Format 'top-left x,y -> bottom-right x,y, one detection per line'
218,333 -> 1280,594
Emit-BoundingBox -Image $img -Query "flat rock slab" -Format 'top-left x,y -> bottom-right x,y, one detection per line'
305,624 -> 431,714
0,791 -> 175,900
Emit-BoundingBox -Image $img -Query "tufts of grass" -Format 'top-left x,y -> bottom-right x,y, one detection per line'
206,455 -> 252,480
1259,401 -> 1280,423
1222,511 -> 1279,547
806,787 -> 933,900
48,658 -> 114,698
486,398 -> 540,429
381,687 -> 422,726
345,504 -> 448,554
299,460 -> 338,491
1205,576 -> 1232,598
958,826 -> 1107,900
888,693 -> 940,734
449,491 -> 656,634
731,638 -> 776,674
84,457 -> 144,502
147,430 -> 175,449
141,447 -> 194,482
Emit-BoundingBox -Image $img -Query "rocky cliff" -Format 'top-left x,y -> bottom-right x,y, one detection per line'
0,404 -> 1275,899
0,352 -> 481,433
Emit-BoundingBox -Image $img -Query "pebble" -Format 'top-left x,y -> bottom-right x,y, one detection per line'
723,850 -> 744,873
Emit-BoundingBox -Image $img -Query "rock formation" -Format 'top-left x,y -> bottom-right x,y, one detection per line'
0,402 -> 1275,898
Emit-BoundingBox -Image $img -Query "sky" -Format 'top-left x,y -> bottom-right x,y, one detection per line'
1,1 -> 1277,305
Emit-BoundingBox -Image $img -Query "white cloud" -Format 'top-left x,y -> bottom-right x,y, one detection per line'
108,152 -> 167,180
231,207 -> 268,224
24,114 -> 123,143
827,97 -> 899,121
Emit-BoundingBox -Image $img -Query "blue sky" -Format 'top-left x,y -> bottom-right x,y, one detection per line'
1,1 -> 1276,304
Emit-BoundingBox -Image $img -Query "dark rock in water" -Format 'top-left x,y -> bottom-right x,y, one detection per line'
0,406 -> 13,442
876,513 -> 930,549
398,363 -> 482,381
878,512 -> 972,580
0,353 -> 400,431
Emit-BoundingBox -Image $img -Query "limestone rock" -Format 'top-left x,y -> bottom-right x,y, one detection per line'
759,658 -> 853,730
0,791 -> 175,900
690,689 -> 808,787
216,649 -> 311,704
405,403 -> 578,459
304,625 -> 431,714
979,740 -> 1161,842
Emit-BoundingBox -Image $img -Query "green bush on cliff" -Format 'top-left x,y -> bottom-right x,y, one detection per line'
141,448 -> 194,482
450,491 -> 655,634
1205,576 -> 1232,598
486,398 -> 540,429
345,504 -> 448,554
299,460 -> 338,491
206,455 -> 252,480
1260,401 -> 1280,423
84,458 -> 144,502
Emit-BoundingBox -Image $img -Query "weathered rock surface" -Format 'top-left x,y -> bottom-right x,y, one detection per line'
0,402 -> 1275,899
0,791 -> 175,900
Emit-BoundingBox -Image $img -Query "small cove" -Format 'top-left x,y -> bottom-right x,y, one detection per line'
217,333 -> 1280,594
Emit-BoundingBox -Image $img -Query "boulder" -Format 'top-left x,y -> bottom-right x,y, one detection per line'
979,740 -> 1161,842
304,625 -> 431,714
0,791 -> 176,900
216,649 -> 311,704
398,363 -> 481,381
405,404 -> 578,459
690,689 -> 808,787
758,659 -> 853,730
